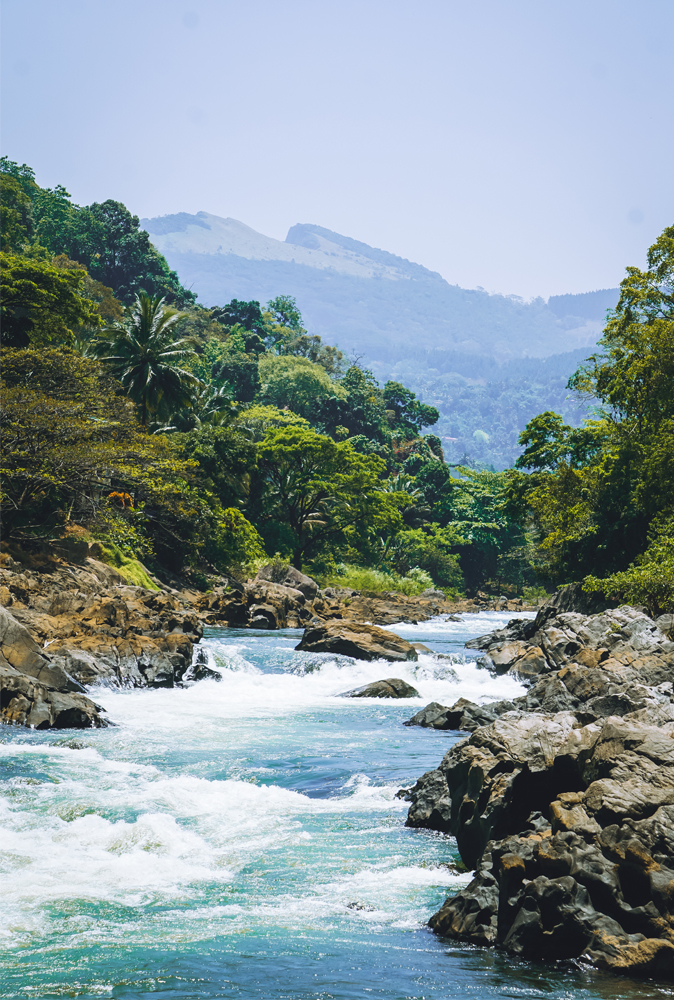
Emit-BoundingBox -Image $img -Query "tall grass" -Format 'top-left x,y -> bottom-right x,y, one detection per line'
320,564 -> 435,596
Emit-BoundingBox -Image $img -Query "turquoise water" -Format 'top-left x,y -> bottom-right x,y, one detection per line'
1,613 -> 671,999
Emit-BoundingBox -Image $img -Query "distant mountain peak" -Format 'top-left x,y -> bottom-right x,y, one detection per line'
286,223 -> 442,282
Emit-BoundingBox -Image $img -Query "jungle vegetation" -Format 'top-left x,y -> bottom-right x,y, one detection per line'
2,157 -> 672,609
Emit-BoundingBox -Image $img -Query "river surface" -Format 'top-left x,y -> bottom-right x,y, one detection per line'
1,612 -> 671,999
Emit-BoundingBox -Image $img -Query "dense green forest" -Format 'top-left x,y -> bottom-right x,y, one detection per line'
2,158 -> 672,611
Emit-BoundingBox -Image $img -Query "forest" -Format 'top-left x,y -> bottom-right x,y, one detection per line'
2,156 -> 673,613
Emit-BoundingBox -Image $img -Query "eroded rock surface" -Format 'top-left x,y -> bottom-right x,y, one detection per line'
403,604 -> 674,980
0,607 -> 107,729
296,622 -> 419,662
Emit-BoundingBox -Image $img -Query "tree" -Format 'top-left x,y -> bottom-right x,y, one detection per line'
315,365 -> 391,443
257,354 -> 346,417
254,426 -> 406,567
93,292 -> 200,426
211,298 -> 265,333
0,251 -> 101,347
0,174 -> 33,250
1,346 -> 264,574
383,381 -> 439,437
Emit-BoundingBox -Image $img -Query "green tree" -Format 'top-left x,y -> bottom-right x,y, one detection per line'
383,381 -> 439,437
257,354 -> 347,417
93,292 -> 200,426
0,251 -> 101,348
254,426 -> 406,568
0,174 -> 33,250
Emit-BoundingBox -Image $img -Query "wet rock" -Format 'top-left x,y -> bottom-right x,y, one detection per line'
340,677 -> 420,698
402,768 -> 453,830
409,707 -> 674,979
0,608 -> 108,729
403,698 -> 503,732
296,622 -> 419,662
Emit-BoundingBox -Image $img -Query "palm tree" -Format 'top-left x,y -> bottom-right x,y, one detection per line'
93,292 -> 200,426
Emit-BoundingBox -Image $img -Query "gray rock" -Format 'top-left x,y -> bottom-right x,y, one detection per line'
340,677 -> 420,699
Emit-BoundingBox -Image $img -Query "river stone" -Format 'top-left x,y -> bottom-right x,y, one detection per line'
339,677 -> 420,699
296,622 -> 418,662
404,698 -> 502,732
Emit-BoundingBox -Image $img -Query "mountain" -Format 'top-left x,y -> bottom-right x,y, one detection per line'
142,212 -> 620,468
142,213 -> 618,363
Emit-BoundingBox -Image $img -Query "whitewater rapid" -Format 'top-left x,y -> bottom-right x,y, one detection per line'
1,613 -> 662,999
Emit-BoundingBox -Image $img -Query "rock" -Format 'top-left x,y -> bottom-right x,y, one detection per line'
295,622 -> 419,662
340,677 -> 420,698
0,607 -> 108,729
0,605 -> 83,692
420,588 -> 446,599
541,581 -> 618,616
411,642 -> 433,653
256,564 -> 319,600
404,698 -> 504,732
403,701 -> 451,727
407,706 -> 674,979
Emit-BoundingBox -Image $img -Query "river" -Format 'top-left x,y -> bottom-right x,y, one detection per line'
1,612 -> 670,999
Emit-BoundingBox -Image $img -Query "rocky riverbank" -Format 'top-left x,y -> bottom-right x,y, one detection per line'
1,539 -> 509,729
401,600 -> 674,979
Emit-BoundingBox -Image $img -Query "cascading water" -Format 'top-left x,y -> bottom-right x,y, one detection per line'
0,613 -> 667,999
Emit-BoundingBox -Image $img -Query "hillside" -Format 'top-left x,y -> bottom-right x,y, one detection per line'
142,214 -> 616,362
142,212 -> 619,468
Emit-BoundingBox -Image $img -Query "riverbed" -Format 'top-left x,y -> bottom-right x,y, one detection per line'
1,612 -> 670,999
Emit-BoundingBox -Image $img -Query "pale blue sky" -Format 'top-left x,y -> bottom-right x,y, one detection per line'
2,0 -> 672,298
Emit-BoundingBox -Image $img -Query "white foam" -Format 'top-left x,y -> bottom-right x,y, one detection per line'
0,613 -> 513,955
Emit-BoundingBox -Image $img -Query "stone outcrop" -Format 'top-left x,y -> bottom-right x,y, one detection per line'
401,604 -> 674,980
404,698 -> 510,732
340,677 -> 420,699
0,607 -> 107,729
295,622 -> 419,662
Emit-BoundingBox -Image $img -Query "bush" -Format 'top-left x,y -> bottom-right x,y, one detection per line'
320,563 -> 435,596
583,527 -> 674,617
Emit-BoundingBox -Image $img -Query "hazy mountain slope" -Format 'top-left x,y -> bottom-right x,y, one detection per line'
143,213 -> 617,362
142,212 -> 618,468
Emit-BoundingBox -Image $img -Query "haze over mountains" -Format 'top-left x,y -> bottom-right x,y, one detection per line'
142,210 -> 620,469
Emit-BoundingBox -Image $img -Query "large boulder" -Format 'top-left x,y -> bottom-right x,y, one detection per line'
340,677 -> 420,698
418,713 -> 674,978
0,608 -> 108,729
295,622 -> 418,662
404,698 -> 508,732
400,604 -> 674,978
256,564 -> 319,601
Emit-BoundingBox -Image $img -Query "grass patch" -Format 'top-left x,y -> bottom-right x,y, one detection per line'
98,543 -> 160,590
320,564 -> 436,597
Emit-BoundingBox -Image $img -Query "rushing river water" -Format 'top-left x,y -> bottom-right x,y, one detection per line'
1,612 -> 671,999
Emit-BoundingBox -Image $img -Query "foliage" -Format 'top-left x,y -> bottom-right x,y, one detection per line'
510,223 -> 674,587
320,563 -> 435,597
0,157 -> 193,306
252,426 -> 407,568
386,525 -> 464,593
0,251 -> 101,347
92,292 -> 200,426
1,173 -> 34,251
257,353 -> 346,417
0,347 -> 262,578
583,523 -> 674,618
97,542 -> 160,590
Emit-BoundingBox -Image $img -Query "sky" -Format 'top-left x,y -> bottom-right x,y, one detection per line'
2,0 -> 673,299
